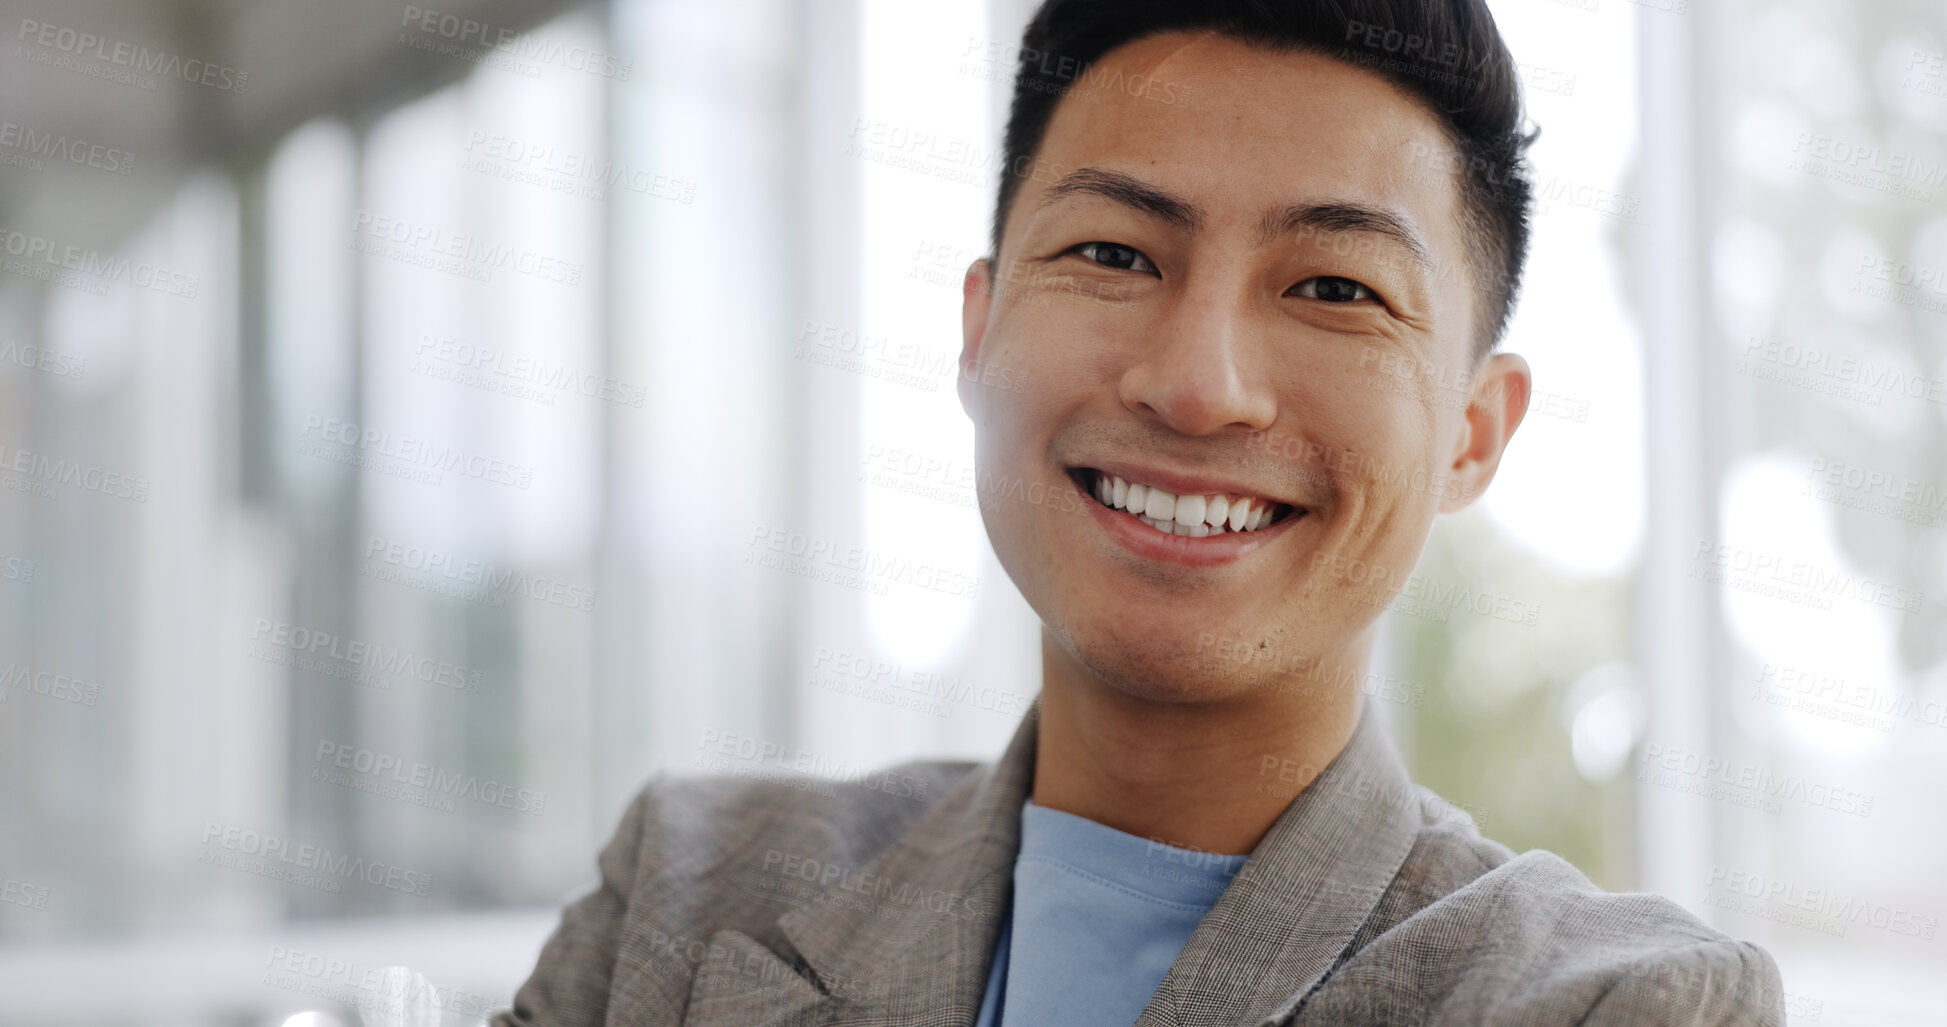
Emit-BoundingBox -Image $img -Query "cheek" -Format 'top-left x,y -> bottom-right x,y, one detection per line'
987,295 -> 1127,386
1275,375 -> 1432,483
973,314 -> 1107,472
966,365 -> 1053,560
1289,387 -> 1450,567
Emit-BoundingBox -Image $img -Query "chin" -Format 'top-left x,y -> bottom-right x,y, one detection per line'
1049,606 -> 1264,706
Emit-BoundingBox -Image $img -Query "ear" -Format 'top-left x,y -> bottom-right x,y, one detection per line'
1440,351 -> 1530,513
957,257 -> 994,421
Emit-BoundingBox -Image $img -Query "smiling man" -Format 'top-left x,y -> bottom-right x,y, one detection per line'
496,2 -> 1782,1025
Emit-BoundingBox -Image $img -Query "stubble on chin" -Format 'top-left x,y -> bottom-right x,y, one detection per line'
1047,615 -> 1265,707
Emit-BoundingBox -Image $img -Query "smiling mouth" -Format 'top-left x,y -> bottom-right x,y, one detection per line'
1068,468 -> 1302,537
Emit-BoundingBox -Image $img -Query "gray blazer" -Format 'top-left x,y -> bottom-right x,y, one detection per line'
495,702 -> 1784,1026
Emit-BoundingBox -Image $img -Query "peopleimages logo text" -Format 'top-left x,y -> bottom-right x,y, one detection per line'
0,226 -> 199,297
199,823 -> 431,895
400,5 -> 631,79
251,618 -> 481,692
0,441 -> 148,501
0,121 -> 134,174
301,416 -> 534,490
313,742 -> 545,815
363,536 -> 595,612
14,18 -> 248,92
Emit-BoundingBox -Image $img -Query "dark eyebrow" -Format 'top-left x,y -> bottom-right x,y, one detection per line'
1037,167 -> 1432,272
1261,202 -> 1432,270
1036,167 -> 1204,234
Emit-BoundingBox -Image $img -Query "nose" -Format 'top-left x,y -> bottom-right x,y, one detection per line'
1116,284 -> 1278,436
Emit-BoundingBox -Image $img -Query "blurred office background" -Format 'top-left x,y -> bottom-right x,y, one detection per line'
0,0 -> 1941,1023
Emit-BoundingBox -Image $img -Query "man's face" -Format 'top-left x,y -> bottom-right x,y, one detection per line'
959,32 -> 1528,705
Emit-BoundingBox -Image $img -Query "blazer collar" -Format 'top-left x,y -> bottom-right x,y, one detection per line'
773,699 -> 1420,1027
1137,703 -> 1424,1027
774,700 -> 1039,1019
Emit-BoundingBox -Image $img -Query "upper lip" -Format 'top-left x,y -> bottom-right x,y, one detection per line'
1073,458 -> 1304,510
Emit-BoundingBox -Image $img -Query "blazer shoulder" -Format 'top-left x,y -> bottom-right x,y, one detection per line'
494,757 -> 984,1027
1577,937 -> 1786,1026
1380,788 -> 1733,954
624,756 -> 982,897
1388,805 -> 1754,963
1309,791 -> 1785,1025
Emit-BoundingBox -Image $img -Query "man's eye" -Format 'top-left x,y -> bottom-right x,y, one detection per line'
1069,242 -> 1156,274
1291,276 -> 1374,303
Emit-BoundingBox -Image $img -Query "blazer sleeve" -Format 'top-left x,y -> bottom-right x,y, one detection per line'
492,788 -> 649,1027
1577,939 -> 1785,1027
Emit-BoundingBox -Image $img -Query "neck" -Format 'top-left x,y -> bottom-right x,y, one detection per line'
1028,629 -> 1369,856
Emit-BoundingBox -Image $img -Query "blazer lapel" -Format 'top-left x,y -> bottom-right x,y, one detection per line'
681,699 -> 1417,1027
1135,706 -> 1423,1027
686,701 -> 1041,1026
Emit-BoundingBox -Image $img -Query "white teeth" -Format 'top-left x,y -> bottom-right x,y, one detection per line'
1089,472 -> 1289,538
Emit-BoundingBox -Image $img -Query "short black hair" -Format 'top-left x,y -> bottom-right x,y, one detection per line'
991,0 -> 1538,357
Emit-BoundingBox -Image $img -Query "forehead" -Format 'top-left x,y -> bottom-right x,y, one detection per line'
1020,32 -> 1464,245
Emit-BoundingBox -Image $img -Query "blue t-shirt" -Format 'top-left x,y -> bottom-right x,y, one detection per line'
973,800 -> 1250,1027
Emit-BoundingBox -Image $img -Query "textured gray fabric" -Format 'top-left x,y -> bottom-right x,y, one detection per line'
495,702 -> 1784,1026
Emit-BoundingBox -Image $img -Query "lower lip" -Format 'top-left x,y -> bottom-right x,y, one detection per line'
1081,491 -> 1300,567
